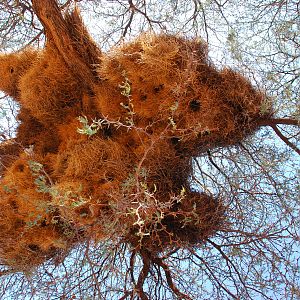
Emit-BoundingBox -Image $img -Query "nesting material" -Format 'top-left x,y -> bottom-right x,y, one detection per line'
0,139 -> 21,176
0,160 -> 70,270
96,33 -> 268,156
54,137 -> 130,181
18,43 -> 82,124
64,7 -> 102,74
97,35 -> 208,120
110,189 -> 224,253
0,223 -> 66,271
0,7 -> 271,270
0,49 -> 38,99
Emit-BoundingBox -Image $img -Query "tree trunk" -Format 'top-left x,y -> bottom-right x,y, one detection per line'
32,0 -> 100,95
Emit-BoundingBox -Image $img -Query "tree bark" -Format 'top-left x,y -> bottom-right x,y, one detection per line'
258,118 -> 299,127
31,0 -> 99,94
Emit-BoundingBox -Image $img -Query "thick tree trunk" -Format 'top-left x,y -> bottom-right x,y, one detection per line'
32,0 -> 100,94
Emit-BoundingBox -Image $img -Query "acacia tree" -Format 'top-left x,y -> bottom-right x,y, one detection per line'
0,0 -> 299,299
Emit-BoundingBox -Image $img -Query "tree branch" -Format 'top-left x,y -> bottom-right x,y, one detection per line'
135,251 -> 150,300
270,124 -> 300,156
258,118 -> 299,127
190,249 -> 239,299
152,256 -> 192,300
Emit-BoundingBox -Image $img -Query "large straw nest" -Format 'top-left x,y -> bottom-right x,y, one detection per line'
0,18 -> 272,270
96,33 -> 268,158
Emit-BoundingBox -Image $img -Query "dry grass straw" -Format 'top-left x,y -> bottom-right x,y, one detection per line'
0,223 -> 65,271
168,191 -> 225,244
54,137 -> 130,181
3,155 -> 41,188
0,139 -> 22,176
15,111 -> 60,159
15,111 -> 61,158
1,155 -> 53,223
135,138 -> 192,193
0,155 -> 80,270
0,164 -> 62,269
0,49 -> 38,99
64,8 -> 102,74
18,43 -> 82,124
16,109 -> 45,145
99,34 -> 207,86
220,68 -> 266,115
0,193 -> 71,271
94,82 -> 127,121
55,118 -> 88,152
97,34 -> 208,120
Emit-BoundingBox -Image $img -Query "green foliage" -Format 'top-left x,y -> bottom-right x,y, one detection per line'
25,213 -> 43,228
2,185 -> 13,193
119,75 -> 131,97
77,116 -> 100,136
28,160 -> 43,174
28,160 -> 51,193
28,160 -> 87,208
119,72 -> 135,126
121,167 -> 148,192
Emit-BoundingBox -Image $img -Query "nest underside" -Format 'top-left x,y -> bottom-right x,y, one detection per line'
0,29 -> 271,270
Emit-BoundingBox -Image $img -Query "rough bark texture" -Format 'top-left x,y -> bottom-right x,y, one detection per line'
32,0 -> 98,94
